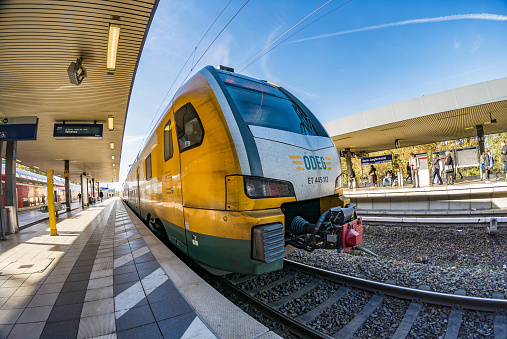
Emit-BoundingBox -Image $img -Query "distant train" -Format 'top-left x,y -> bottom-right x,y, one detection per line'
1,167 -> 81,209
122,66 -> 363,274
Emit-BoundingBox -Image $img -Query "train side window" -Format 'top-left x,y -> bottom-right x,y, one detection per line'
175,103 -> 204,152
145,154 -> 152,180
16,173 -> 21,183
21,174 -> 27,183
164,120 -> 173,161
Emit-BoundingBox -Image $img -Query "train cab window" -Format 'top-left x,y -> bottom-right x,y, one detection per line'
16,173 -> 21,183
145,154 -> 152,180
21,174 -> 27,183
175,103 -> 204,152
164,120 -> 173,161
219,73 -> 326,136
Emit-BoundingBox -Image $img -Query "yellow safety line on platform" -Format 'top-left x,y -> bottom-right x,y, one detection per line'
47,170 -> 58,236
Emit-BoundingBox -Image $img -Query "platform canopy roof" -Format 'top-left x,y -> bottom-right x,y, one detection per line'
0,0 -> 158,183
324,77 -> 507,153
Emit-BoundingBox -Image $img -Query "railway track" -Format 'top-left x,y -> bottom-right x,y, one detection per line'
220,259 -> 507,339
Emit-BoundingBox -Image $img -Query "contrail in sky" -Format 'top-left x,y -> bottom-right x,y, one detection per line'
288,13 -> 507,44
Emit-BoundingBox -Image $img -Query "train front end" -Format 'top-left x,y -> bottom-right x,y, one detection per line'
203,66 -> 363,274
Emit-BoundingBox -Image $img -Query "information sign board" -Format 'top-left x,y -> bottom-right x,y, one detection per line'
0,116 -> 38,140
361,154 -> 392,165
455,147 -> 479,168
53,124 -> 103,139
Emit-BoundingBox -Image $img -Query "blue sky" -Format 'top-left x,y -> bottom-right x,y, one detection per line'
120,0 -> 507,182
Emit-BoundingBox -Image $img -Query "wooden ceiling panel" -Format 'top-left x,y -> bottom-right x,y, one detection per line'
0,0 -> 159,183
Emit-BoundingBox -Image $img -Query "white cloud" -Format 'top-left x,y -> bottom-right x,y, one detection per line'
203,33 -> 233,69
453,34 -> 461,50
260,25 -> 283,82
471,34 -> 483,53
287,13 -> 507,44
122,135 -> 145,146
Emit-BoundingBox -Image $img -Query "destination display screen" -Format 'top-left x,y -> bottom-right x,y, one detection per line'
53,124 -> 103,139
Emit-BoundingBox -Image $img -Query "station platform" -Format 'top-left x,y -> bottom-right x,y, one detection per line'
344,177 -> 507,211
18,202 -> 83,229
0,198 -> 279,339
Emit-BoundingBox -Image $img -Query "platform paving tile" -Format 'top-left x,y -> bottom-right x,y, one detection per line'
88,276 -> 114,289
43,273 -> 68,284
116,322 -> 162,339
40,318 -> 80,339
114,304 -> 156,332
53,290 -> 87,306
0,324 -> 13,338
17,305 -> 53,324
1,295 -> 33,310
150,296 -> 194,322
11,285 -> 40,297
90,268 -> 113,280
26,292 -> 59,308
84,286 -> 114,302
46,302 -> 83,322
7,321 -> 45,339
0,287 -> 17,299
0,308 -> 23,325
113,271 -> 140,285
0,297 -> 8,308
113,263 -> 137,276
77,313 -> 116,339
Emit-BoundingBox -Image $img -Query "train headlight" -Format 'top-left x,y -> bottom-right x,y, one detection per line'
244,176 -> 295,198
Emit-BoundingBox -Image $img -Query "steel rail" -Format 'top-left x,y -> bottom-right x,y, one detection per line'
217,276 -> 332,339
284,259 -> 507,312
362,216 -> 507,223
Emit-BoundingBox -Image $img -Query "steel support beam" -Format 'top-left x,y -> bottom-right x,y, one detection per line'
5,141 -> 18,231
64,160 -> 70,212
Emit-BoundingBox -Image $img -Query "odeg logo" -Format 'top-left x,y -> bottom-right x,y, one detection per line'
303,156 -> 327,170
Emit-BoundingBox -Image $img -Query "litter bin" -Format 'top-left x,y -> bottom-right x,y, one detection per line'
3,206 -> 19,234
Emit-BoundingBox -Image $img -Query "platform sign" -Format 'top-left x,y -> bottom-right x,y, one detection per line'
361,154 -> 392,165
0,116 -> 38,140
455,147 -> 479,168
53,124 -> 103,139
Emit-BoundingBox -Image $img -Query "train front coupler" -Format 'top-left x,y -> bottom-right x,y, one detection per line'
286,204 -> 363,253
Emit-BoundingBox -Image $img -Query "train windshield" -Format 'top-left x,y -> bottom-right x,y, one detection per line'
219,73 -> 323,136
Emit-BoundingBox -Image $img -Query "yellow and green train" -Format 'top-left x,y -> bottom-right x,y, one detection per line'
122,66 -> 363,275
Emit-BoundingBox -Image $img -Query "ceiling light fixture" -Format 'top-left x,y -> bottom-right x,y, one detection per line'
110,142 -> 114,150
113,164 -> 115,167
107,24 -> 121,70
108,116 -> 114,130
111,155 -> 115,160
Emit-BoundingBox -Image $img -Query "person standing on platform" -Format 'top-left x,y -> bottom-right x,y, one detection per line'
480,149 -> 491,183
445,151 -> 455,185
368,165 -> 377,188
406,162 -> 412,183
431,154 -> 443,185
501,140 -> 507,179
488,149 -> 498,180
78,193 -> 81,202
409,153 -> 420,188
99,190 -> 104,202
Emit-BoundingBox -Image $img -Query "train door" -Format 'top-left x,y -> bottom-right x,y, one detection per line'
158,110 -> 186,252
136,167 -> 141,215
174,103 -> 206,256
